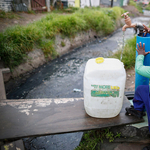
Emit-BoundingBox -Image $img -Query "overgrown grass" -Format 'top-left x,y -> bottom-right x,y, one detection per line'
0,6 -> 125,69
129,0 -> 143,13
110,36 -> 136,69
0,25 -> 43,68
75,129 -> 121,150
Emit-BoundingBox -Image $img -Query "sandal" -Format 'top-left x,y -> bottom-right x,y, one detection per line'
125,106 -> 143,119
129,105 -> 146,116
142,145 -> 150,150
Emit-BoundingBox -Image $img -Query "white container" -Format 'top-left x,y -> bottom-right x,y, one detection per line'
84,57 -> 126,118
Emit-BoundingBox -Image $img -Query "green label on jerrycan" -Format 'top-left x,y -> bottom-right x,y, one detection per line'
91,85 -> 120,97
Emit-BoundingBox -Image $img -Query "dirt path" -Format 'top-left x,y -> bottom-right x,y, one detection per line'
0,12 -> 47,32
0,5 -> 143,32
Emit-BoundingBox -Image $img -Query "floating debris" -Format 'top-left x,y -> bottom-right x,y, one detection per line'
73,89 -> 81,92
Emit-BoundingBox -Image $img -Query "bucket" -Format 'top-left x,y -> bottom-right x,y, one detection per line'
84,57 -> 126,118
135,33 -> 150,90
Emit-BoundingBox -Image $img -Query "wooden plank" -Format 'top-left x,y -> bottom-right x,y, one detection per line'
0,97 -> 144,140
0,70 -> 6,100
1,140 -> 25,150
33,0 -> 45,7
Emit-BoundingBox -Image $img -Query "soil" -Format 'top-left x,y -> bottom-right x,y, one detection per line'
123,5 -> 143,17
0,12 -> 47,32
0,6 -> 141,92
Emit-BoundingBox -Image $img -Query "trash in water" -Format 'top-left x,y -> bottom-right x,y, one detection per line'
73,89 -> 81,92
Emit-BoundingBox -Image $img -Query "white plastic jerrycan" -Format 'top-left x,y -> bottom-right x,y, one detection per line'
84,57 -> 126,118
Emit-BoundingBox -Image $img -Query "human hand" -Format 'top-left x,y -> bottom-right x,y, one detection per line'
143,24 -> 150,36
136,42 -> 150,56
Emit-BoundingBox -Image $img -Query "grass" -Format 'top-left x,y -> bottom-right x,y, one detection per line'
75,129 -> 121,150
0,10 -> 20,19
112,23 -> 150,69
0,6 -> 125,69
110,36 -> 136,69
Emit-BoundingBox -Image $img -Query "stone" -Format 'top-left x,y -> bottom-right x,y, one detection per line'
14,21 -> 18,24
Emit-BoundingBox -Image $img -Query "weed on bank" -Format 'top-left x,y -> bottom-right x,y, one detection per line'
110,36 -> 136,69
0,7 -> 124,69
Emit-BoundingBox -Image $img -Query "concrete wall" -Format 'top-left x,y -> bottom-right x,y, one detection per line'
68,0 -> 75,7
100,0 -> 120,7
0,0 -> 13,12
0,0 -> 28,12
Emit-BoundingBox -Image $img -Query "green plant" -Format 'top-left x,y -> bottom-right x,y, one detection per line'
75,9 -> 115,34
0,10 -> 20,19
39,39 -> 57,59
0,24 -> 42,68
75,128 -> 121,150
0,7 -> 125,69
145,3 -> 150,10
61,41 -> 65,47
102,7 -> 125,21
115,132 -> 121,138
27,10 -> 36,14
106,130 -> 115,142
110,36 -> 136,69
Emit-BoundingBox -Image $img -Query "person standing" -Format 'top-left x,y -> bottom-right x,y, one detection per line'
125,24 -> 150,150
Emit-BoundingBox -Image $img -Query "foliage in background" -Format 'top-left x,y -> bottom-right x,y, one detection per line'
110,36 -> 136,69
129,0 -> 143,13
0,6 -> 124,69
0,25 -> 43,68
145,3 -> 150,10
75,129 -> 121,150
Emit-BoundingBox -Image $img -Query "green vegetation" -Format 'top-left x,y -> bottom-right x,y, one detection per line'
0,10 -> 20,19
75,129 -> 121,150
129,0 -> 143,13
145,3 -> 150,10
111,36 -> 136,69
111,23 -> 150,69
0,7 -> 124,69
61,41 -> 66,47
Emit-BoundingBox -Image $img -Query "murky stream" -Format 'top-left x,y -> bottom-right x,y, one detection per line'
5,17 -> 150,150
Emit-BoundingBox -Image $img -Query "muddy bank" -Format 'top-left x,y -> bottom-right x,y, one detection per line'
3,19 -> 124,82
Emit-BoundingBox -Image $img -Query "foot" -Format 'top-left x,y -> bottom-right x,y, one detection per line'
125,106 -> 143,119
142,145 -> 150,150
130,105 -> 146,116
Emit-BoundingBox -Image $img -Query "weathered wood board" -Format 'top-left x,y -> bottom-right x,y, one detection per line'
0,97 -> 144,140
0,70 -> 6,100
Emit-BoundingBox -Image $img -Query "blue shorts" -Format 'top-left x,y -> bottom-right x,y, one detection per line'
133,85 -> 150,131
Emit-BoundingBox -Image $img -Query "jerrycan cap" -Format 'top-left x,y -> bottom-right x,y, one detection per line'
95,57 -> 104,64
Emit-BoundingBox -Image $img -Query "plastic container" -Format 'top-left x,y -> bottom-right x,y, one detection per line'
135,33 -> 150,90
84,57 -> 126,118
